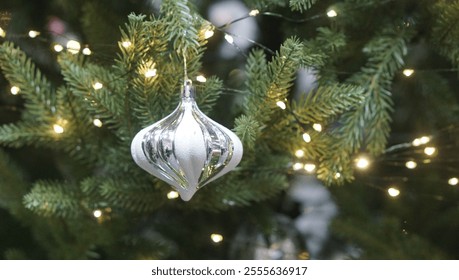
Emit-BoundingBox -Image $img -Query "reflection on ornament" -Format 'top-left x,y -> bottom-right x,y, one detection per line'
131,80 -> 243,201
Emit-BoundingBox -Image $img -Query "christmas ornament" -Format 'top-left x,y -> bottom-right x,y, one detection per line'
131,80 -> 243,201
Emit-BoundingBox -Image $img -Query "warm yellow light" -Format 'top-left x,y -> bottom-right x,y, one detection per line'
10,86 -> 20,95
167,191 -> 179,199
327,9 -> 338,18
92,82 -> 103,90
420,136 -> 430,144
93,119 -> 103,127
53,44 -> 64,52
249,9 -> 260,16
66,40 -> 81,54
82,47 -> 92,55
53,124 -> 64,134
405,160 -> 417,169
295,149 -> 305,158
412,138 -> 422,146
302,133 -> 311,143
204,30 -> 214,39
387,187 -> 400,197
448,177 -> 458,186
312,123 -> 322,132
210,233 -> 224,243
293,162 -> 304,171
424,146 -> 436,156
121,41 -> 132,48
356,157 -> 370,169
144,68 -> 157,78
93,209 -> 102,218
335,172 -> 341,179
28,30 -> 40,38
276,101 -> 286,110
304,163 -> 316,173
196,75 -> 207,83
224,34 -> 234,44
0,27 -> 5,38
403,69 -> 414,77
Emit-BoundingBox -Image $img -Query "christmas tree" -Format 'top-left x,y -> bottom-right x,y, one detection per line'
0,0 -> 458,260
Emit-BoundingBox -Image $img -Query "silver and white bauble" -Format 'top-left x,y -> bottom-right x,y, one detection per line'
131,80 -> 243,201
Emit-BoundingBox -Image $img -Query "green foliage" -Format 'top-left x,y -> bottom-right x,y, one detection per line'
289,0 -> 318,12
431,0 -> 459,67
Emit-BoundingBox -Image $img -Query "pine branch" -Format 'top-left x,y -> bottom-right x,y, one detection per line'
0,42 -> 55,122
431,1 -> 459,67
289,0 -> 318,12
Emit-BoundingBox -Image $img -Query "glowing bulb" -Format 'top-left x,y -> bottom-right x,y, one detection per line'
66,40 -> 81,54
196,75 -> 207,83
420,136 -> 430,144
122,41 -> 132,48
295,149 -> 304,158
0,27 -> 5,38
53,124 -> 64,134
327,9 -> 338,18
93,119 -> 103,127
224,34 -> 234,44
312,123 -> 322,132
53,44 -> 64,52
412,138 -> 422,146
249,9 -> 260,16
93,209 -> 102,218
210,233 -> 224,243
405,160 -> 417,169
276,101 -> 286,110
293,162 -> 304,171
356,157 -> 370,169
10,86 -> 20,95
28,30 -> 40,38
424,147 -> 436,156
144,68 -> 157,78
335,172 -> 341,179
387,187 -> 400,197
403,69 -> 414,77
448,177 -> 458,186
167,191 -> 179,199
302,133 -> 311,143
204,30 -> 214,39
92,82 -> 103,90
82,47 -> 92,55
304,163 -> 316,173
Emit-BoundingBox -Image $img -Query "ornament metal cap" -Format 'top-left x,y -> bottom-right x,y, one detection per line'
131,80 -> 243,201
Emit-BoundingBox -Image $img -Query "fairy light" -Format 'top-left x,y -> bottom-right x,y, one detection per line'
403,69 -> 414,77
335,172 -> 341,179
204,29 -> 214,39
312,123 -> 322,132
304,163 -> 316,173
448,177 -> 458,186
196,75 -> 207,83
144,68 -> 157,78
93,119 -> 103,127
293,162 -> 304,171
405,160 -> 417,169
0,27 -> 5,38
121,41 -> 132,48
53,124 -> 64,134
224,34 -> 234,44
412,136 -> 430,146
276,101 -> 286,110
295,149 -> 305,158
249,9 -> 260,16
66,40 -> 81,54
92,82 -> 103,90
210,233 -> 224,243
302,133 -> 311,143
82,47 -> 92,55
327,9 -> 338,18
28,30 -> 40,38
356,156 -> 370,169
167,191 -> 179,199
93,209 -> 102,218
10,86 -> 20,95
387,187 -> 400,197
53,44 -> 64,52
424,146 -> 436,156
